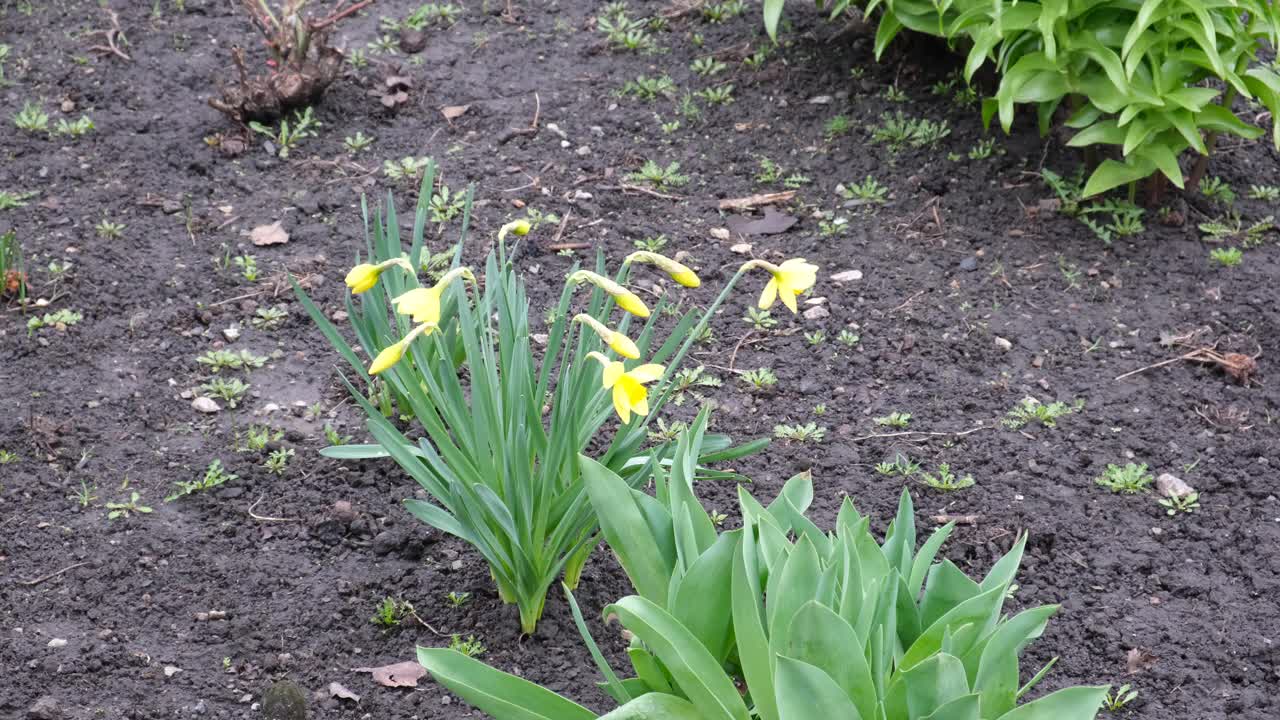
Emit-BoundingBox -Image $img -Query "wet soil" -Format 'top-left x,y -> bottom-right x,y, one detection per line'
2,1 -> 1278,719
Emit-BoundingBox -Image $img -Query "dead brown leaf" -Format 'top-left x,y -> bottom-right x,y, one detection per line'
250,221 -> 289,246
353,660 -> 428,688
441,104 -> 471,121
1125,647 -> 1157,675
329,681 -> 360,702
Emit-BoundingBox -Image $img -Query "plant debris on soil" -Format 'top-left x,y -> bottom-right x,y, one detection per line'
2,2 -> 1279,719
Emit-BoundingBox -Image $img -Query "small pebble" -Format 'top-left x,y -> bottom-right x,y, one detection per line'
994,336 -> 1013,351
191,397 -> 221,414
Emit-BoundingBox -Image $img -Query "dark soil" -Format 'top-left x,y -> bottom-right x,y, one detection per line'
3,1 -> 1279,719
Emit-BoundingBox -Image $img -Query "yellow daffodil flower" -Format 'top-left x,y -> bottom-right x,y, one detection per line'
568,270 -> 650,318
368,323 -> 433,375
498,219 -> 532,242
391,267 -> 474,329
756,258 -> 819,313
574,314 -> 640,359
344,257 -> 412,294
624,251 -> 701,288
588,352 -> 664,424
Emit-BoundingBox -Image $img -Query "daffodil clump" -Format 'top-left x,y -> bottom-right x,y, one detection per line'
296,162 -> 817,634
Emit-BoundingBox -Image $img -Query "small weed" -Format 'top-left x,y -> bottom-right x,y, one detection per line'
196,349 -> 268,373
429,185 -> 466,223
697,84 -> 734,105
1199,212 -> 1273,248
756,157 -> 783,184
200,377 -> 250,408
839,176 -> 889,205
626,160 -> 688,188
371,597 -> 411,628
167,460 -> 237,501
871,111 -> 950,152
0,450 -> 18,464
0,190 -> 37,210
882,85 -> 908,102
13,101 -> 48,132
27,309 -> 82,335
264,448 -> 294,475
1095,463 -> 1153,494
743,49 -> 767,70
690,57 -> 726,77
1003,397 -> 1083,429
744,306 -> 777,331
1158,492 -> 1200,516
633,234 -> 668,252
445,591 -> 471,608
740,367 -> 777,391
324,424 -> 353,446
449,634 -> 486,657
1209,247 -> 1243,267
1102,684 -> 1139,712
384,156 -> 431,183
54,115 -> 94,138
106,491 -> 153,519
618,74 -> 675,101
837,330 -> 860,347
670,366 -> 721,406
251,306 -> 288,330
805,330 -> 826,346
233,254 -> 259,282
1247,184 -> 1280,201
647,417 -> 689,444
70,479 -> 98,507
773,422 -> 827,443
248,107 -> 319,159
920,463 -> 975,491
344,131 -> 374,153
1199,176 -> 1236,206
875,455 -> 920,477
824,114 -> 851,139
237,424 -> 282,452
874,411 -> 911,428
967,137 -> 1002,160
96,219 -> 125,239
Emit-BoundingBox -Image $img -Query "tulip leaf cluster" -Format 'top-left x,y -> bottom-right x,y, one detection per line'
419,417 -> 1108,719
767,0 -> 1280,198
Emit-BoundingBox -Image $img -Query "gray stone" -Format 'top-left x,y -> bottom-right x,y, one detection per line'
27,696 -> 61,720
1156,473 -> 1194,498
262,680 -> 307,720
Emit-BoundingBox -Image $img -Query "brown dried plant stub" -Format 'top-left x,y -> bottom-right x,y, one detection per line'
209,0 -> 374,123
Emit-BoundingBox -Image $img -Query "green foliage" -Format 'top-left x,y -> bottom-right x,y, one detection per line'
743,306 -> 777,331
1158,492 -> 1200,515
107,491 -> 153,519
13,101 -> 47,132
1095,463 -> 1153,494
296,164 -> 761,633
773,422 -> 827,443
874,411 -> 911,428
740,367 -> 777,391
418,453 -> 1109,720
920,462 -> 975,491
1103,683 -> 1139,711
371,596 -> 412,627
27,309 -> 82,335
249,107 -> 319,159
54,115 -> 94,138
618,75 -> 676,101
766,0 -> 1280,198
870,111 -> 950,153
449,634 -> 487,657
344,131 -> 374,153
839,175 -> 889,205
627,160 -> 688,188
167,460 -> 237,502
1209,247 -> 1244,267
264,448 -> 294,475
1003,396 -> 1083,429
201,377 -> 250,408
196,348 -> 267,373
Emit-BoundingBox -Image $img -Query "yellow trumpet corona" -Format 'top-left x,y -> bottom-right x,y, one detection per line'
624,251 -> 701,288
391,267 -> 474,328
569,270 -> 651,318
588,352 -> 664,424
574,314 -> 640,359
755,258 -> 819,314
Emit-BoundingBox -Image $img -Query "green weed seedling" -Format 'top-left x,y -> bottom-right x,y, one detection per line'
1158,492 -> 1200,516
874,411 -> 911,428
1004,396 -> 1084,429
448,634 -> 486,657
27,309 -> 82,336
669,366 -> 720,406
626,160 -> 688,188
744,306 -> 777,331
1103,683 -> 1139,711
740,367 -> 777,391
921,463 -> 975,491
107,492 -> 152,519
446,591 -> 471,608
1209,247 -> 1243,267
167,460 -> 237,501
249,107 -> 319,158
201,377 -> 250,408
1095,463 -> 1153,494
773,422 -> 827,443
371,597 -> 412,628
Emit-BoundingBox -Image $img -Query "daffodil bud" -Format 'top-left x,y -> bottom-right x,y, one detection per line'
498,219 -> 533,242
366,322 -> 433,375
345,257 -> 412,294
574,314 -> 640,359
568,270 -> 651,318
624,251 -> 701,288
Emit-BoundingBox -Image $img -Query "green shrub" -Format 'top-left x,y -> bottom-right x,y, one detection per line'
765,0 -> 1280,199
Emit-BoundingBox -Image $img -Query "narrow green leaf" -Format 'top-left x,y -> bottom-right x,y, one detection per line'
416,648 -> 596,720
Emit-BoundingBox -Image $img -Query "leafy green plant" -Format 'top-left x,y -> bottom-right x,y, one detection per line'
384,156 -> 431,182
446,590 -> 471,607
27,309 -> 82,335
633,234 -> 668,252
371,596 -> 411,628
1209,247 -> 1244,267
54,115 -> 94,138
669,366 -> 721,406
1103,683 -> 1139,711
1095,463 -> 1153,494
419,466 -> 1109,720
691,57 -> 726,77
448,634 -> 486,657
430,185 -> 467,224
766,0 -> 1280,201
838,329 -> 860,347
0,449 -> 19,464
805,330 -> 826,346
1158,492 -> 1200,515
296,163 -> 782,633
740,367 -> 777,391
249,107 -> 319,159
1003,396 -> 1083,429
824,114 -> 851,138
1199,176 -> 1237,206
264,448 -> 294,475
598,10 -> 655,52
743,306 -> 777,331
619,75 -> 676,101
1199,213 -> 1273,247
626,160 -> 688,188
167,460 -> 237,501
773,422 -> 826,443
95,219 -> 125,240
874,411 -> 911,428
13,101 -> 47,132
697,84 -> 735,105
197,349 -> 267,373
237,424 -> 282,452
200,377 -> 250,408
920,462 -> 975,491
234,254 -> 259,282
1247,184 -> 1280,200
106,492 -> 152,520
870,111 -> 950,152
876,454 -> 921,477
251,305 -> 289,330
344,131 -> 374,153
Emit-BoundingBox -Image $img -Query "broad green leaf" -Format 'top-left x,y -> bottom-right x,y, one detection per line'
416,648 -> 596,720
909,522 -> 955,599
1081,158 -> 1152,198
786,601 -> 877,720
733,543 -> 779,720
599,694 -> 708,720
581,454 -> 672,605
903,585 -> 1007,671
973,605 -> 1060,718
919,560 -> 980,629
774,656 -> 862,720
1135,143 -> 1185,188
670,531 -> 740,663
763,0 -> 784,41
884,653 -> 970,720
606,596 -> 751,720
922,694 -> 981,720
994,686 -> 1109,720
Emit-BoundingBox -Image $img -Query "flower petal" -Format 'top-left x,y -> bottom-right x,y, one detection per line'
779,286 -> 799,313
602,360 -> 625,389
627,364 -> 665,384
758,277 -> 778,310
612,383 -> 632,424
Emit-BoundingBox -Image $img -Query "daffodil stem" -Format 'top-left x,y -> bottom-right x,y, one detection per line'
637,264 -> 754,432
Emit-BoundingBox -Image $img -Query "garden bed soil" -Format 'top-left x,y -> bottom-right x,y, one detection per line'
2,1 -> 1279,719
